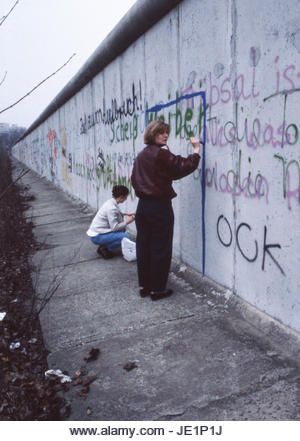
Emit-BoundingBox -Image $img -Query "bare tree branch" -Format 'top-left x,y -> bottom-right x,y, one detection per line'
0,53 -> 76,115
0,0 -> 19,27
0,71 -> 7,87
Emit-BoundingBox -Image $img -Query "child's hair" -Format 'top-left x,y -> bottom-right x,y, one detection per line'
144,120 -> 170,144
112,185 -> 129,198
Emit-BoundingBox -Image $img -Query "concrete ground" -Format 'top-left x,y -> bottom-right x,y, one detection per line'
16,163 -> 300,421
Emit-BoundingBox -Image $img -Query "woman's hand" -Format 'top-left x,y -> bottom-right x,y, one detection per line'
125,214 -> 135,224
190,137 -> 202,155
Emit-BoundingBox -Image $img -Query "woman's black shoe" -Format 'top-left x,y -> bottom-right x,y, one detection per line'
97,245 -> 114,259
150,289 -> 173,301
139,288 -> 150,297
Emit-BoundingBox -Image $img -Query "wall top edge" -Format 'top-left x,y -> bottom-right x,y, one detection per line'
16,0 -> 183,144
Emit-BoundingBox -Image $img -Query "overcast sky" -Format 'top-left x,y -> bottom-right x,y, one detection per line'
0,0 -> 137,128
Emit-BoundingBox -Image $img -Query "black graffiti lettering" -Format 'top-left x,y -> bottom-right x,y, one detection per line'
262,226 -> 285,276
217,215 -> 285,276
79,82 -> 142,133
274,154 -> 287,198
217,215 -> 232,247
274,154 -> 300,205
126,97 -> 133,115
87,114 -> 94,129
132,83 -> 139,112
80,115 -> 87,134
236,223 -> 258,262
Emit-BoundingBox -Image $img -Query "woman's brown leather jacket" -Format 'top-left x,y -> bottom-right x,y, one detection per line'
131,144 -> 200,199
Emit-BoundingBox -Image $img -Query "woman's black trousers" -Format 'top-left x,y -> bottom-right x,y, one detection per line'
135,198 -> 174,292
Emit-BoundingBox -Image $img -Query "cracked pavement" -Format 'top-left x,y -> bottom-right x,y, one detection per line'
18,164 -> 300,421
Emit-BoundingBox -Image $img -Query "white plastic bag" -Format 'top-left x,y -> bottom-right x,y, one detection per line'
121,237 -> 136,262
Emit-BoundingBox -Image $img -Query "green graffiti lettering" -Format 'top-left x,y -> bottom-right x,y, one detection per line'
133,114 -> 138,140
175,103 -> 183,137
184,108 -> 194,137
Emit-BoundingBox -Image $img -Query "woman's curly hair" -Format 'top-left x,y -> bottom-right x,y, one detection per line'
112,185 -> 129,198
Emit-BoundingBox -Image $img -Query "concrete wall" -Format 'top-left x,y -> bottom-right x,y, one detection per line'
13,0 -> 300,334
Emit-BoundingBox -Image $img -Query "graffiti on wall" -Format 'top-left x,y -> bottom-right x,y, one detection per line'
19,46 -> 300,280
75,77 -> 207,200
71,147 -> 135,195
79,82 -> 143,135
47,128 -> 72,185
216,214 -> 285,276
79,80 -> 207,142
75,51 -> 300,212
204,49 -> 300,277
205,150 -> 269,203
274,153 -> 300,210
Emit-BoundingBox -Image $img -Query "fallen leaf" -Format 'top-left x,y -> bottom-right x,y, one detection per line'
84,348 -> 100,362
123,361 -> 138,372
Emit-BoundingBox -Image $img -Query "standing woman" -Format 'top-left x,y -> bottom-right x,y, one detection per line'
131,120 -> 201,300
